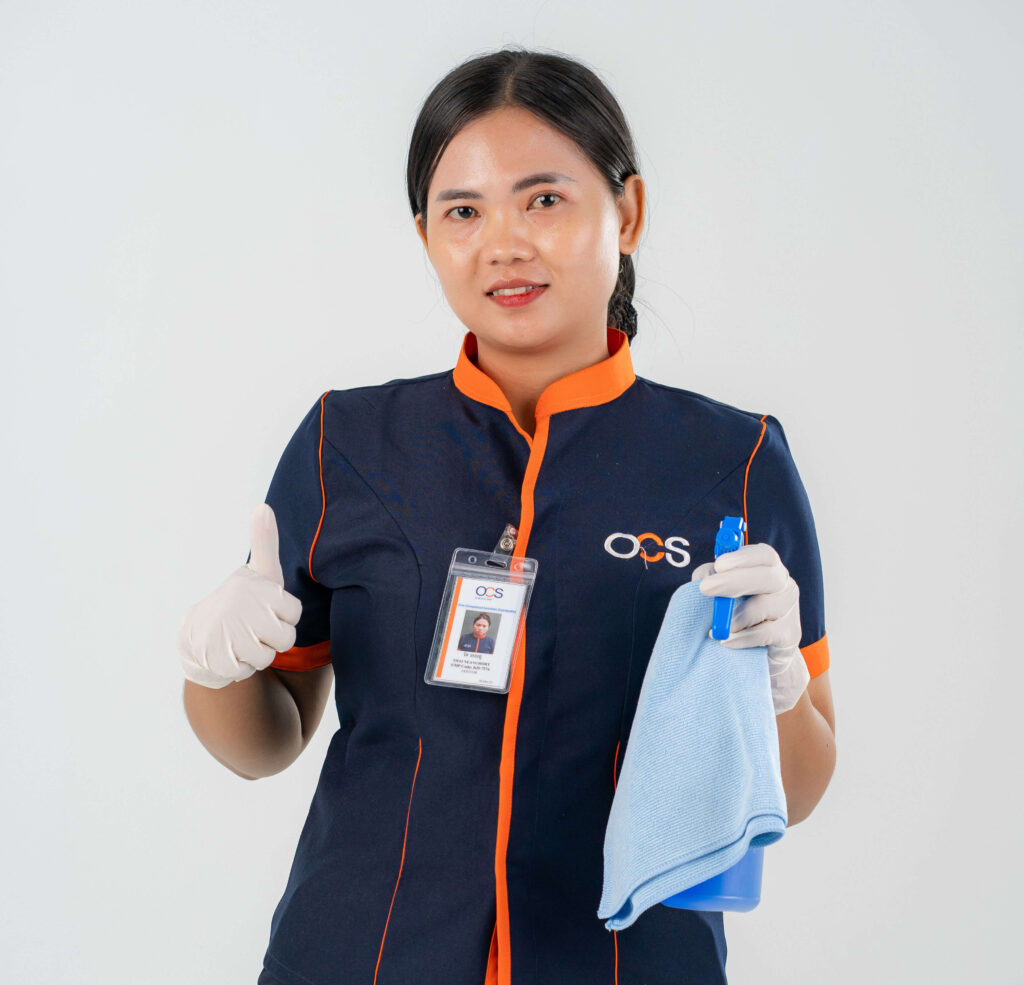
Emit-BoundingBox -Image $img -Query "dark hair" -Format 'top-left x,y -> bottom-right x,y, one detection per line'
407,46 -> 641,342
473,612 -> 492,626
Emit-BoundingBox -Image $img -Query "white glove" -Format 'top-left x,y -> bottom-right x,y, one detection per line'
691,542 -> 810,715
178,504 -> 302,689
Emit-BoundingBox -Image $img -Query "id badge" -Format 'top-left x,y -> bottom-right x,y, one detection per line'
424,547 -> 538,694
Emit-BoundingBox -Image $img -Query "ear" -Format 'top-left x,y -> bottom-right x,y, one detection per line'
415,212 -> 428,250
617,175 -> 645,256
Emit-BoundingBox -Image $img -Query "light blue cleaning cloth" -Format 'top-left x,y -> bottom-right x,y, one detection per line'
597,579 -> 788,931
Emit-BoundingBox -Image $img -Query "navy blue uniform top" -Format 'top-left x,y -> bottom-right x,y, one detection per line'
256,327 -> 829,985
459,633 -> 497,654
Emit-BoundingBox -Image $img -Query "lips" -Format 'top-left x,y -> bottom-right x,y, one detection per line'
486,284 -> 548,308
485,278 -> 547,294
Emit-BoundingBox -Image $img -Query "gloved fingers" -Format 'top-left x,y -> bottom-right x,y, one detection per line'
268,586 -> 302,626
243,623 -> 288,671
249,607 -> 299,655
178,619 -> 231,687
282,589 -> 303,625
180,564 -> 298,689
699,559 -> 789,599
728,579 -> 799,632
183,621 -> 247,681
710,542 -> 781,572
690,561 -> 717,583
235,565 -> 303,625
227,606 -> 295,666
223,620 -> 278,673
179,648 -> 234,689
720,622 -> 800,651
719,596 -> 801,650
230,655 -> 260,682
719,624 -> 771,649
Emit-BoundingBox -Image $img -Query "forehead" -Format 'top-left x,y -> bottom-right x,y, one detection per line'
429,106 -> 595,191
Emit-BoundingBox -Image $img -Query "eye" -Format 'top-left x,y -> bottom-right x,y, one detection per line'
531,192 -> 562,209
444,192 -> 563,221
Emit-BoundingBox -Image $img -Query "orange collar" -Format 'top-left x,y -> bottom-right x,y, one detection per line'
452,327 -> 636,420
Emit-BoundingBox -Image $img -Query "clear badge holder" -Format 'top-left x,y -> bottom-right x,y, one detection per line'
424,546 -> 538,694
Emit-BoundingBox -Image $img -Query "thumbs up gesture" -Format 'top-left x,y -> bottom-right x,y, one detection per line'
178,504 -> 303,689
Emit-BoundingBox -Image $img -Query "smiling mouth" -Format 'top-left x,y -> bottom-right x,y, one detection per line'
487,284 -> 548,296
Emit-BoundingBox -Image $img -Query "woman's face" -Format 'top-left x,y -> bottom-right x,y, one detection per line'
415,105 -> 644,356
473,617 -> 489,637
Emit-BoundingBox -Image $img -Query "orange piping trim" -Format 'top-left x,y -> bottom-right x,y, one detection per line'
800,634 -> 830,678
741,415 -> 769,546
373,736 -> 423,985
493,412 -> 550,985
308,390 -> 330,583
612,740 -> 621,980
612,913 -> 620,978
484,924 -> 498,985
271,640 -> 331,672
456,330 -> 634,983
742,417 -> 830,679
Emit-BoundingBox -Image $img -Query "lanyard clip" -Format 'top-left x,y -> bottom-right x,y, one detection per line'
493,523 -> 519,555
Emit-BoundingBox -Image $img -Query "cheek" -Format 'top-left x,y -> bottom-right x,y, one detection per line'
543,216 -> 620,285
427,236 -> 473,282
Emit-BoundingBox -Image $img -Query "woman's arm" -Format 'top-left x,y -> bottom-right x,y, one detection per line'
182,663 -> 333,780
273,663 -> 335,746
776,669 -> 836,825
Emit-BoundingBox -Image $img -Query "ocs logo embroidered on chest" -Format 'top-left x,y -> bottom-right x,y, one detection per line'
603,532 -> 691,568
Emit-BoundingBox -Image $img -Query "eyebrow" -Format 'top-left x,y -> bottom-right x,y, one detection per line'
434,172 -> 577,203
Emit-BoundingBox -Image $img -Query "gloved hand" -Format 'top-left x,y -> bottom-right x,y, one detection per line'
178,504 -> 302,689
691,542 -> 810,715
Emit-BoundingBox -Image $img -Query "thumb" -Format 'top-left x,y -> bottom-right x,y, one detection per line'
248,503 -> 285,587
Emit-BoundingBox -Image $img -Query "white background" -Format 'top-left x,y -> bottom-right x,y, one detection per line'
2,1 -> 1021,982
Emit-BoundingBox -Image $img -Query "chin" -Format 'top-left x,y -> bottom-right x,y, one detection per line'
471,317 -> 565,352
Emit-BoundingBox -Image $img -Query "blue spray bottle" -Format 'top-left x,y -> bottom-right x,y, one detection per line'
661,515 -> 765,913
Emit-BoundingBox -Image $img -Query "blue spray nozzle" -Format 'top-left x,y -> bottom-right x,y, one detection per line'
711,516 -> 746,641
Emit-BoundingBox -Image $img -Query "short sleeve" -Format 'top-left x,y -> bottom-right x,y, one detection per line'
743,414 -> 829,678
246,393 -> 333,671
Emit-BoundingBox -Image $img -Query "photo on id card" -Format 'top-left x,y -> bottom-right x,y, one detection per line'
425,558 -> 533,693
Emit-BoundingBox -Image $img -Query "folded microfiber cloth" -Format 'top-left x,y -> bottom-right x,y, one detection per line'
597,579 -> 788,931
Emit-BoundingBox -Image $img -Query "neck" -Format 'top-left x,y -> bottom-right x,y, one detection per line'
474,329 -> 611,437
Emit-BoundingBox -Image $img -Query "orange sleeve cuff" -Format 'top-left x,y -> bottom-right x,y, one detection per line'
800,633 -> 830,679
271,640 -> 332,672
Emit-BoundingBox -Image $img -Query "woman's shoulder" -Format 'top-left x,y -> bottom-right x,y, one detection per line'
292,368 -> 457,447
323,367 -> 455,409
631,375 -> 775,447
632,377 -> 804,481
634,375 -> 765,422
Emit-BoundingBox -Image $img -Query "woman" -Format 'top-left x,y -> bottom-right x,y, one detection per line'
180,46 -> 836,985
459,613 -> 496,654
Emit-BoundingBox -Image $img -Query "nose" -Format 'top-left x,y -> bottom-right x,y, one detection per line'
482,206 -> 536,263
